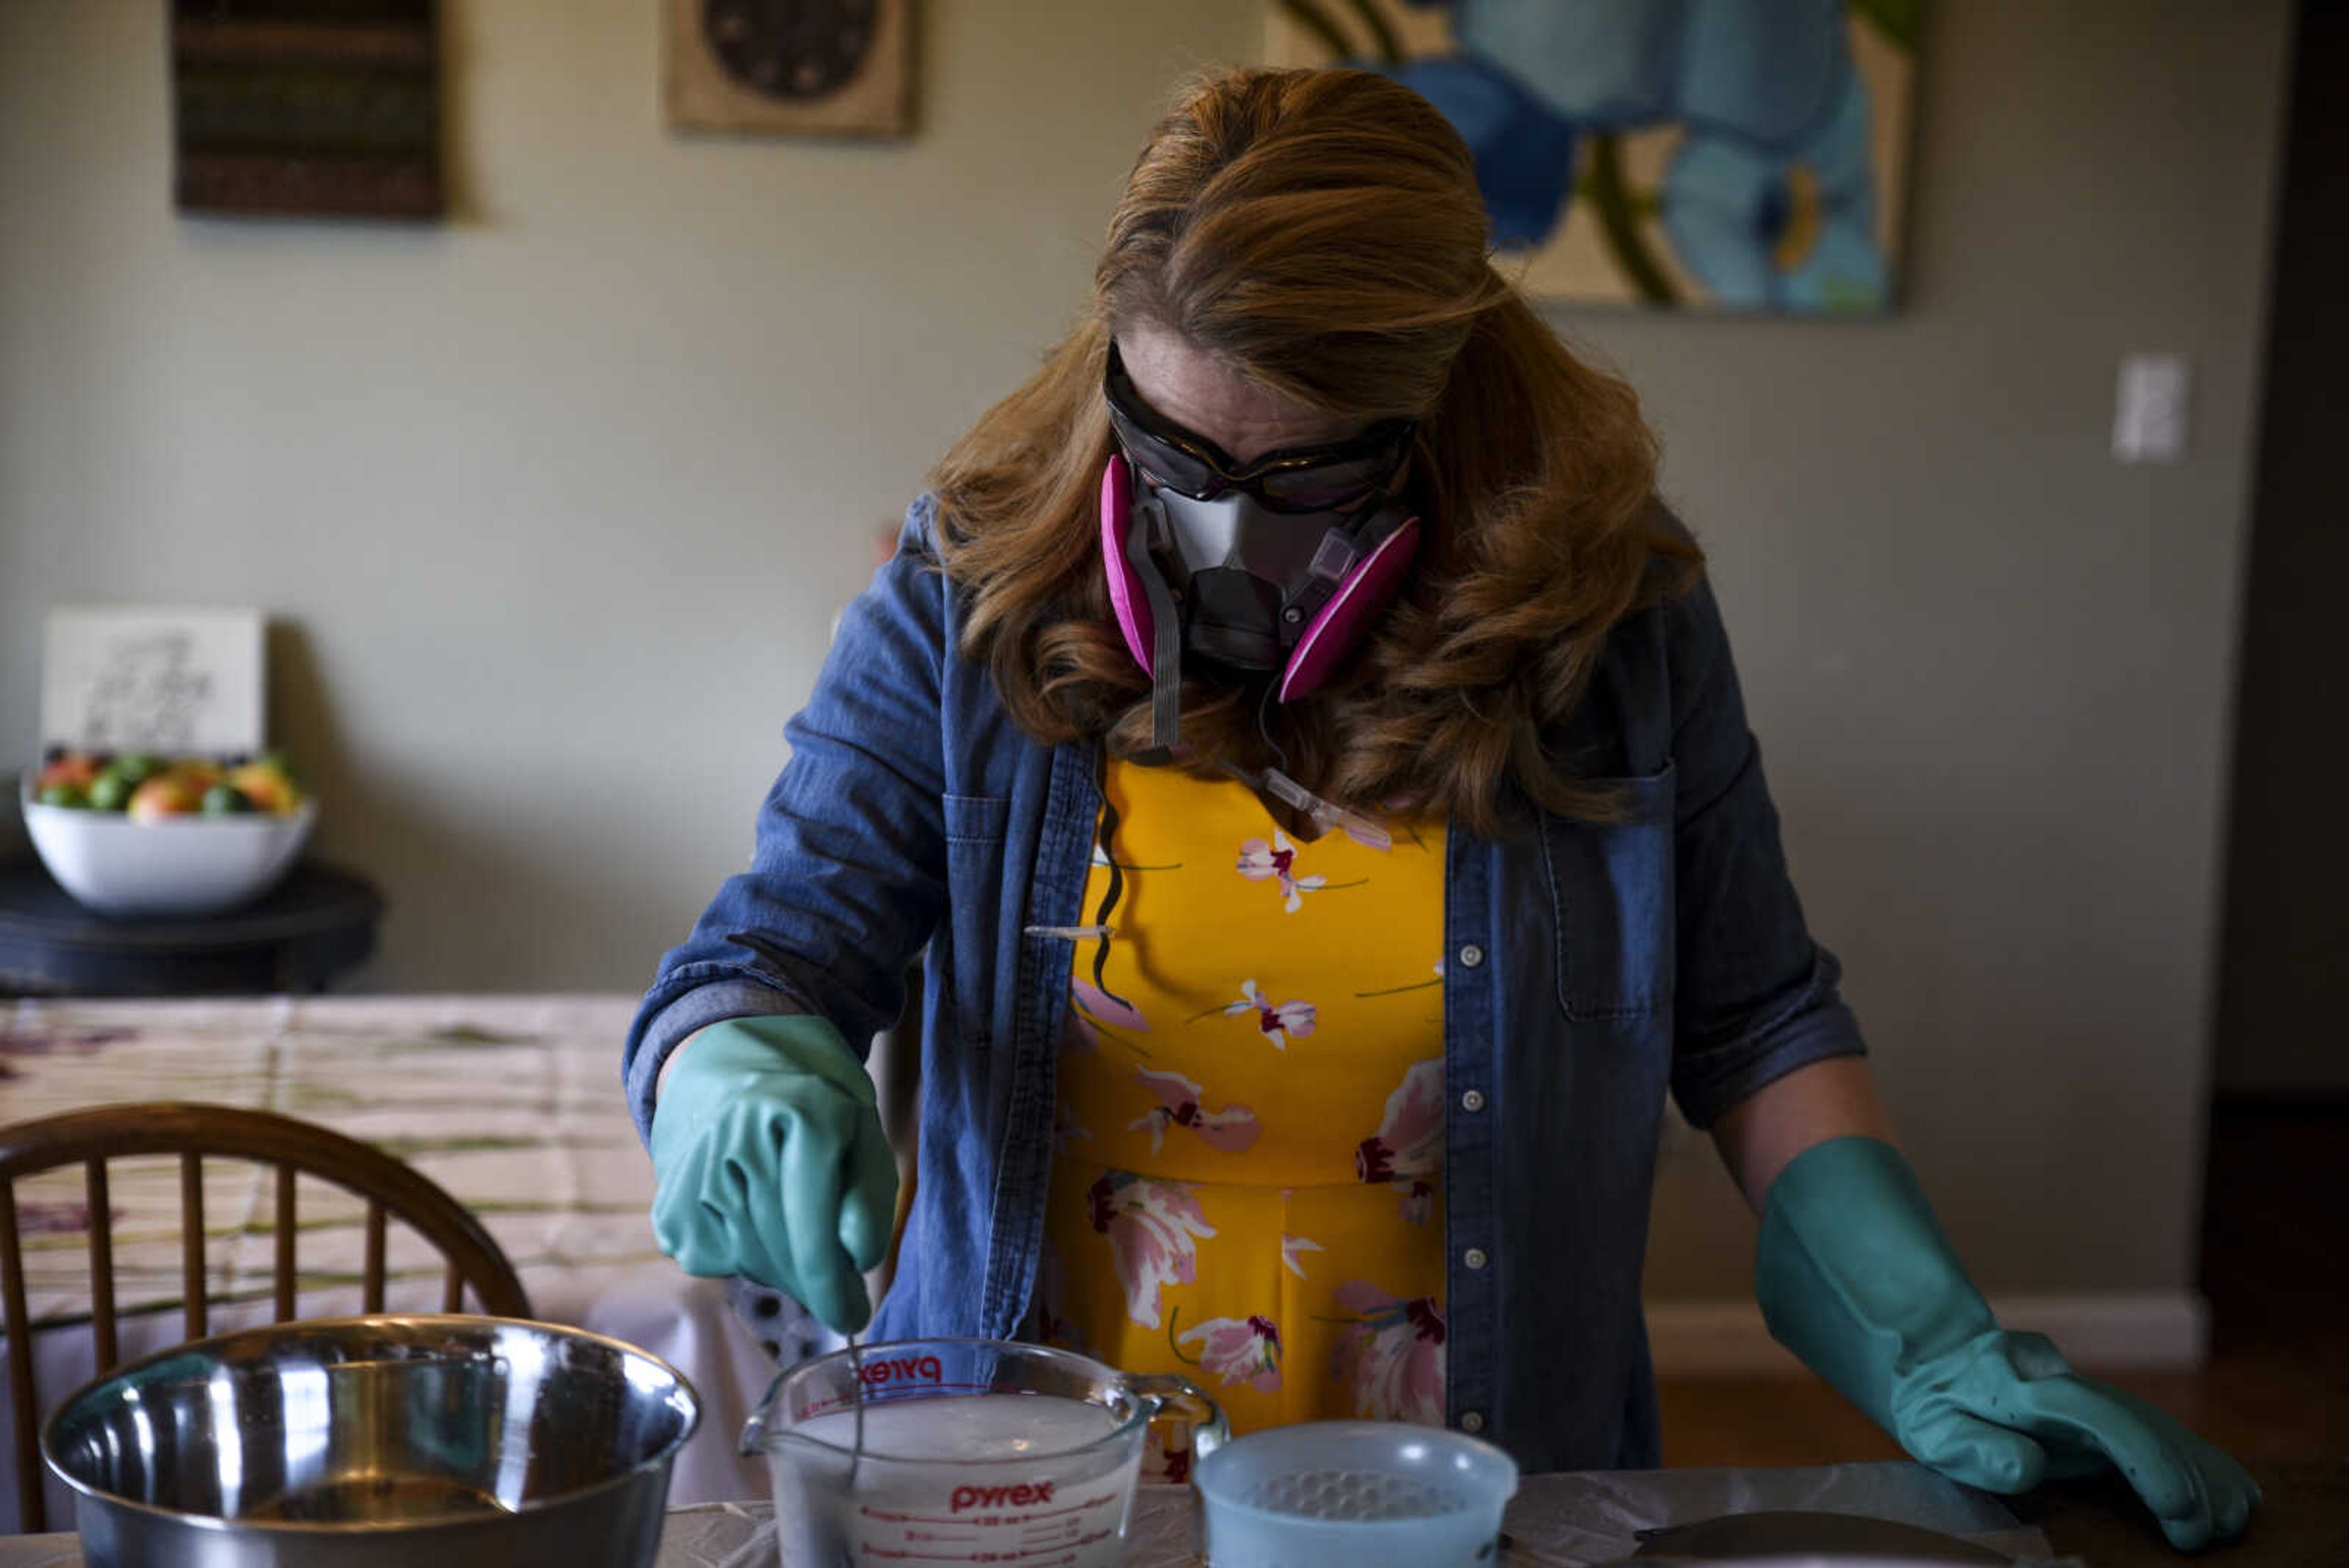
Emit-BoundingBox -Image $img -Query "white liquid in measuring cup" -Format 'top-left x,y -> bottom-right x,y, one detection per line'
768,1394 -> 1142,1568
793,1391 -> 1124,1457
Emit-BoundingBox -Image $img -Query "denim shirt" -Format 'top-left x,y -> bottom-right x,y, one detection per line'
625,496 -> 1864,1473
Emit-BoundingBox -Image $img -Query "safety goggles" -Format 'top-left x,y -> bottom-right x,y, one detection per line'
1104,341 -> 1416,516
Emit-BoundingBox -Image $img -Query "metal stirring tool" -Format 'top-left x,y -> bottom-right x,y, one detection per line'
846,1331 -> 866,1490
833,1331 -> 864,1568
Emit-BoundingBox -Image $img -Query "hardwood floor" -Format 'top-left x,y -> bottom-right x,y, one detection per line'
1653,1102 -> 2349,1470
1657,1357 -> 2349,1471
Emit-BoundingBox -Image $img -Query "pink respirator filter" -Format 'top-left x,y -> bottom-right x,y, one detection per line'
1100,455 -> 1419,702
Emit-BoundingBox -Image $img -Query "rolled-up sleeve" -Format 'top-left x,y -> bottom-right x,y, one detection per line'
622,501 -> 953,1142
1664,573 -> 1866,1128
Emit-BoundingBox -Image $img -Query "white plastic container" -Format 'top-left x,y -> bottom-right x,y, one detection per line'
21,773 -> 314,918
1192,1421 -> 1520,1568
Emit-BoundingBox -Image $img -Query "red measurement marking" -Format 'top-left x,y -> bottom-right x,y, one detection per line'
858,1533 -> 1113,1564
860,1489 -> 1119,1526
803,1381 -> 1034,1418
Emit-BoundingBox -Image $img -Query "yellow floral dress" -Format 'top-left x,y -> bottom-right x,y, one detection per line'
1040,760 -> 1449,1474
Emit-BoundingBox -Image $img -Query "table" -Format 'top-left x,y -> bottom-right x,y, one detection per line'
0,859 -> 383,997
0,1464 -> 2052,1565
6,999 -> 2336,1561
9,1462 -> 2343,1563
0,995 -> 773,1532
2013,1458 -> 2347,1565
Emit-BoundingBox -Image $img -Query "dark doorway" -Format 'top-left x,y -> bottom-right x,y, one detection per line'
2203,0 -> 2349,1388
2212,0 -> 2349,1095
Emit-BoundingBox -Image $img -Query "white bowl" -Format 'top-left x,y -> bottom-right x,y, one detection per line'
20,773 -> 315,918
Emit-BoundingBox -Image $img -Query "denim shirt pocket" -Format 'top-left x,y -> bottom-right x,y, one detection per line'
1538,764 -> 1676,1020
943,792 -> 1012,1050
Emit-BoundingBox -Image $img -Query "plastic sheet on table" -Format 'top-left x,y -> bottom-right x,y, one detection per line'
1457,1465 -> 2059,1566
644,1462 -> 2069,1567
642,1500 -> 782,1567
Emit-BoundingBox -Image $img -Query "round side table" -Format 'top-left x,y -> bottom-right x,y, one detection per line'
0,858 -> 384,997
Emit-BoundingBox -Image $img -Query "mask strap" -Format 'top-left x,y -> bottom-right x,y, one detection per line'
1254,682 -> 1290,774
1134,510 -> 1184,751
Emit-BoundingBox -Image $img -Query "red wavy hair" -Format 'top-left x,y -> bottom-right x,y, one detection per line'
931,67 -> 1697,833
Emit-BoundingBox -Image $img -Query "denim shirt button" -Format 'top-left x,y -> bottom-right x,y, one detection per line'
1463,1247 -> 1490,1271
1457,943 -> 1485,968
1460,1088 -> 1486,1113
1459,1411 -> 1486,1435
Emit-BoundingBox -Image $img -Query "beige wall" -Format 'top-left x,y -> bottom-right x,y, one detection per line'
1,1 -> 2291,1300
1630,1 -> 2290,1298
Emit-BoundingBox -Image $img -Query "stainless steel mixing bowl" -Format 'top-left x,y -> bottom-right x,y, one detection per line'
42,1315 -> 700,1567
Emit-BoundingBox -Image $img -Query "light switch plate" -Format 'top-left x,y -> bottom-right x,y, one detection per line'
2114,353 -> 2192,464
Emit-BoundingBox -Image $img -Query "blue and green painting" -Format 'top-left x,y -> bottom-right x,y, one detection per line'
1269,0 -> 1923,313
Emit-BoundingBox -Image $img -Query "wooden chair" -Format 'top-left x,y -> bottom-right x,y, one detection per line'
0,1101 -> 532,1533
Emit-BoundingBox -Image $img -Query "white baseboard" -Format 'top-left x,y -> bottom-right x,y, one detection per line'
1646,1291 -> 2210,1377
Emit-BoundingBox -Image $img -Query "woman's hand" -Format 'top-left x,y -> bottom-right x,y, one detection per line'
647,1015 -> 899,1334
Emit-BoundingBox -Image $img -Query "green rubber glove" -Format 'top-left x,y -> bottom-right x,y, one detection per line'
1757,1137 -> 2257,1551
648,1014 -> 898,1334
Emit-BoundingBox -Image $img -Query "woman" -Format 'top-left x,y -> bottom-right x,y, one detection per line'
626,68 -> 2252,1548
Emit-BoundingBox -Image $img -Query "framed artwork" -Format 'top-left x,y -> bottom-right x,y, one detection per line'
171,0 -> 442,220
41,609 -> 267,757
1267,1 -> 1921,313
666,0 -> 917,138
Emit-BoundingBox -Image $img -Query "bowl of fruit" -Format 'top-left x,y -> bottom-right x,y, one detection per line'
21,751 -> 314,917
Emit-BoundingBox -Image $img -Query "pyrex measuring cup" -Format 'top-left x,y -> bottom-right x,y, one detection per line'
742,1337 -> 1226,1568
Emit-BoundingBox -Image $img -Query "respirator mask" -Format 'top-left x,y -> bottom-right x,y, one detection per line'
1098,341 -> 1423,754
